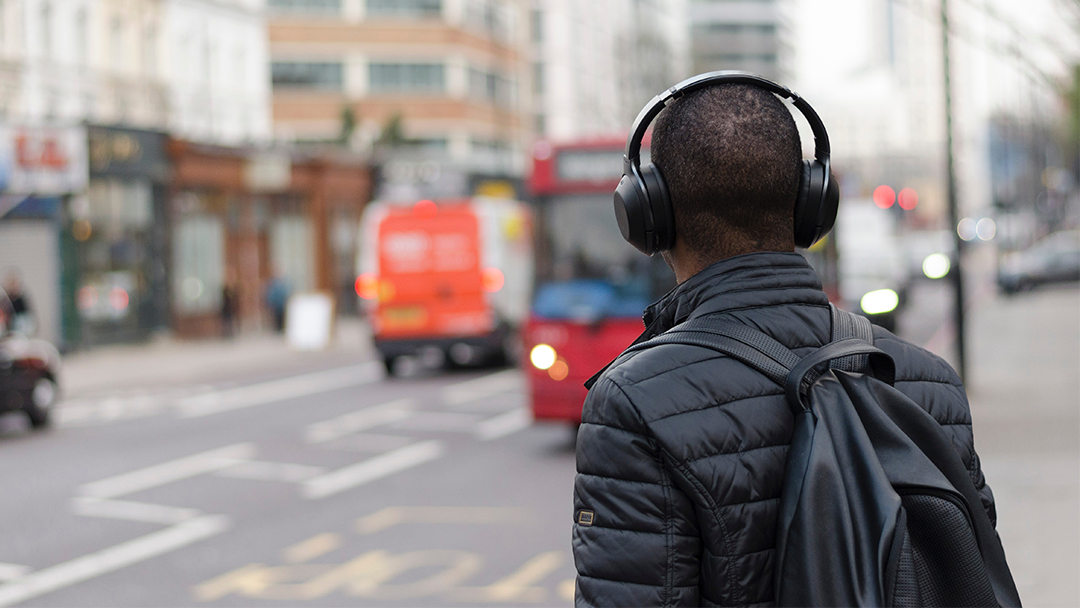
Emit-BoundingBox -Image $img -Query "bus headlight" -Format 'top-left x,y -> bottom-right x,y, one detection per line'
530,344 -> 557,370
860,289 -> 899,315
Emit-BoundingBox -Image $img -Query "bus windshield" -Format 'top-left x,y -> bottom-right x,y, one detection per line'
534,194 -> 675,320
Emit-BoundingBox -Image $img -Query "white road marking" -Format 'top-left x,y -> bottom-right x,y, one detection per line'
448,390 -> 526,413
177,362 -> 384,418
0,515 -> 229,607
323,433 -> 416,453
305,399 -> 413,444
79,443 -> 256,499
390,412 -> 481,432
0,565 -> 29,584
442,370 -> 523,406
215,461 -> 325,483
475,407 -> 532,441
72,498 -> 202,525
303,441 -> 443,499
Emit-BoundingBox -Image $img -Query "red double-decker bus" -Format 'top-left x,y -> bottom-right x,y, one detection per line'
524,139 -> 675,424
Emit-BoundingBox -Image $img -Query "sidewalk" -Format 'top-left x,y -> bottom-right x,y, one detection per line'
60,318 -> 376,398
964,284 -> 1079,607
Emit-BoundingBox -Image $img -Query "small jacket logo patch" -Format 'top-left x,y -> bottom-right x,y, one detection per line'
577,510 -> 594,525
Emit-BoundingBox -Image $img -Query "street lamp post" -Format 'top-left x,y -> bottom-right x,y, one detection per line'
941,0 -> 966,382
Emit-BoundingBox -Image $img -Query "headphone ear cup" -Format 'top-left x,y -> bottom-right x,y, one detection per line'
793,160 -> 831,249
818,171 -> 840,239
614,174 -> 650,254
639,163 -> 675,252
793,161 -> 814,248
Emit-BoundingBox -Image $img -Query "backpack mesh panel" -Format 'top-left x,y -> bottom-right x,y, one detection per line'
894,494 -> 999,607
893,530 -> 920,607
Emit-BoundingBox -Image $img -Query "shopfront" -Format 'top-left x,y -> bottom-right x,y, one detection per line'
69,126 -> 171,347
0,124 -> 88,348
168,141 -> 370,338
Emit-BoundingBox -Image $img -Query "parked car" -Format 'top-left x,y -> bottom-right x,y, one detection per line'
0,288 -> 60,429
998,230 -> 1080,294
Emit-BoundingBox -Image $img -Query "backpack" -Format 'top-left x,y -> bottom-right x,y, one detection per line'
624,305 -> 1021,607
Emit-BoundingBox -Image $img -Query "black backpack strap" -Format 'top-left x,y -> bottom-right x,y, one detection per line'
621,318 -> 799,389
829,304 -> 874,373
620,309 -> 895,413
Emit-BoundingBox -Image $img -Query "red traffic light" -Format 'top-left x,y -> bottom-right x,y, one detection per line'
873,185 -> 896,209
898,187 -> 918,210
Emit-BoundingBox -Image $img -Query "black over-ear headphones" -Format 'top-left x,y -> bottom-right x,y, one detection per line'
614,71 -> 840,255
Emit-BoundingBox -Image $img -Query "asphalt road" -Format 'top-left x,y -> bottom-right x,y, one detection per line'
0,274 -> 1075,607
0,362 -> 578,607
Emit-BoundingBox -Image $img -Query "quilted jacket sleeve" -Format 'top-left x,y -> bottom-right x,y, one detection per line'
573,376 -> 702,607
970,445 -> 998,527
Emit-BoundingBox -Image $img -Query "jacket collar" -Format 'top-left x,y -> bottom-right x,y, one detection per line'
642,251 -> 826,337
585,251 -> 828,389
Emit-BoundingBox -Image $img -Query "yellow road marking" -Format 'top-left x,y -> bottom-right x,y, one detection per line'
192,550 -> 484,602
450,551 -> 563,602
192,563 -> 329,602
355,506 -> 526,534
282,533 -> 341,563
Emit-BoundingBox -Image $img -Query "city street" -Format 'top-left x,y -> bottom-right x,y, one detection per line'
0,276 -> 1076,607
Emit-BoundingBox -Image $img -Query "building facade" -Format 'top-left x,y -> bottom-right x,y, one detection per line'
0,0 -> 270,143
268,0 -> 533,180
689,0 -> 792,83
529,0 -> 688,142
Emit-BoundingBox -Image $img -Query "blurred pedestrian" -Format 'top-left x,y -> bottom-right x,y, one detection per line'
264,270 -> 290,333
4,271 -> 35,335
221,281 -> 237,338
572,77 -> 1012,606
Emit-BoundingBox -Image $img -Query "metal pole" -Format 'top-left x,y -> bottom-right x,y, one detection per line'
941,0 -> 966,382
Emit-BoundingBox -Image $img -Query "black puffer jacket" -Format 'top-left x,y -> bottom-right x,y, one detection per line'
572,252 -> 996,607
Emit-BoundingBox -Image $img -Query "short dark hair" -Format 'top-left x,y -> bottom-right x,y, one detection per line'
651,83 -> 802,255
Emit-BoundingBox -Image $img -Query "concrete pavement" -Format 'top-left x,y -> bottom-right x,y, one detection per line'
59,318 -> 375,398
965,285 -> 1080,607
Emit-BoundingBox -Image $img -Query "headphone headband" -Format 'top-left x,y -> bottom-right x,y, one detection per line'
623,71 -> 831,171
615,71 -> 839,254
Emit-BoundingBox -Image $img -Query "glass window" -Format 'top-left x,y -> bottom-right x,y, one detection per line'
267,0 -> 341,14
40,2 -> 51,60
533,194 -> 674,318
144,25 -> 156,76
366,0 -> 441,18
88,179 -> 153,229
110,16 -> 124,71
533,62 -> 543,96
468,66 -> 511,106
74,8 -> 88,67
173,215 -> 224,314
705,53 -> 778,64
692,23 -> 776,35
270,216 -> 314,293
271,61 -> 344,90
530,8 -> 542,42
369,63 -> 445,94
463,0 -> 507,40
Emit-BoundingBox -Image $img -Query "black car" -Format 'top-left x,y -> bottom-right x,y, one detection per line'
0,289 -> 59,429
998,230 -> 1080,294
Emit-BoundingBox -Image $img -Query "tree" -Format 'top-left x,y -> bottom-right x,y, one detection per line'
339,105 -> 357,146
375,113 -> 410,149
